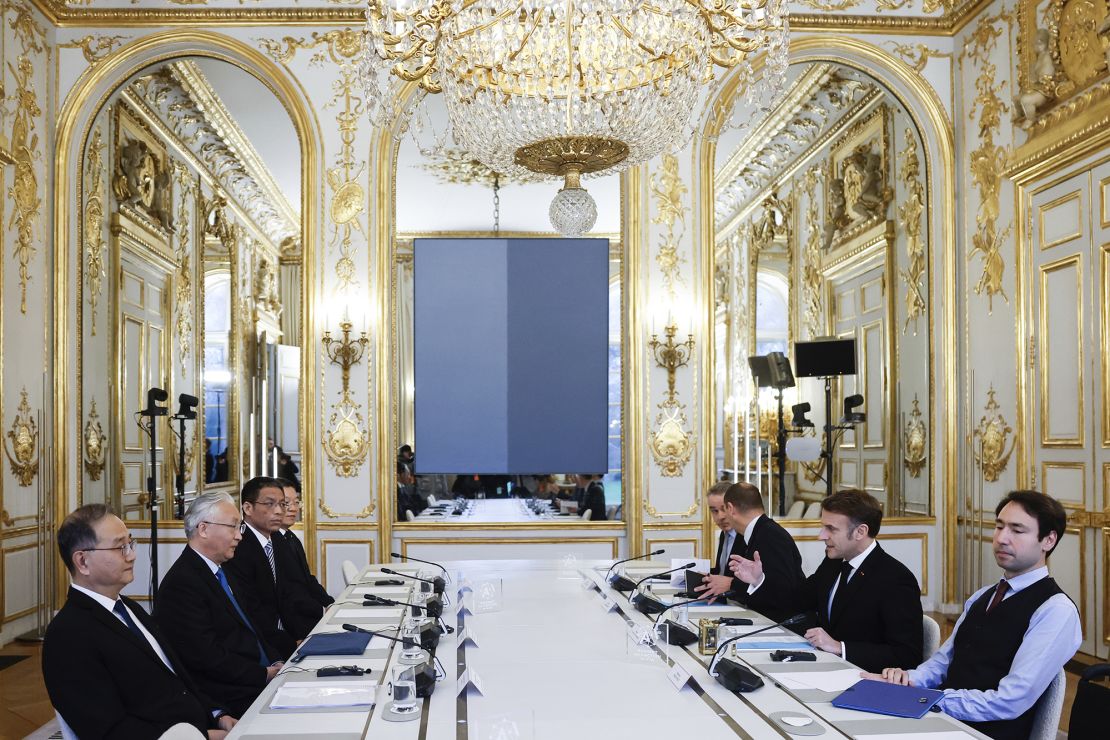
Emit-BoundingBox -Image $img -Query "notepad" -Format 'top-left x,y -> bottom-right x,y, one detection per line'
295,631 -> 371,657
831,679 -> 944,719
269,681 -> 375,709
772,668 -> 864,693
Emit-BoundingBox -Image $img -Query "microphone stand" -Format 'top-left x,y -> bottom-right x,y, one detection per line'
173,414 -> 188,520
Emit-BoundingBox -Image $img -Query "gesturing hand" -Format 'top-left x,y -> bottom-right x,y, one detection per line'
693,574 -> 734,604
728,551 -> 763,584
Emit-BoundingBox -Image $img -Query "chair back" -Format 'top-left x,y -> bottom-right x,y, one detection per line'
785,500 -> 805,518
803,502 -> 822,519
405,509 -> 416,521
341,559 -> 360,586
1029,667 -> 1066,740
1068,663 -> 1110,740
921,615 -> 941,659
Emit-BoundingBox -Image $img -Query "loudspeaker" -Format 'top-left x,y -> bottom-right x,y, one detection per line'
794,337 -> 857,377
748,355 -> 773,388
767,352 -> 795,389
715,659 -> 765,692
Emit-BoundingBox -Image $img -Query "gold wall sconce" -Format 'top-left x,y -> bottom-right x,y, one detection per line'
649,322 -> 695,406
322,317 -> 369,395
4,388 -> 39,486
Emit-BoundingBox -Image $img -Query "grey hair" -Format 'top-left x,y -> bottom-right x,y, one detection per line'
184,491 -> 236,538
708,481 -> 731,497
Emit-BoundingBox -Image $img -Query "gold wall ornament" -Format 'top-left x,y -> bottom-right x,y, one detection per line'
326,68 -> 366,290
421,148 -> 502,187
962,9 -> 1015,64
173,163 -> 194,372
649,404 -> 695,478
968,63 -> 1011,313
903,396 -> 927,478
795,0 -> 863,12
886,42 -> 951,73
83,399 -> 107,482
649,323 -> 695,407
1057,0 -> 1105,93
318,499 -> 375,519
257,28 -> 364,67
322,394 -> 370,478
898,128 -> 927,334
7,54 -> 42,314
1014,28 -> 1059,128
59,34 -> 127,64
4,388 -> 39,486
875,0 -> 913,11
801,167 -> 825,338
972,387 -> 1016,482
650,154 -> 688,298
322,318 -> 368,396
84,127 -> 106,336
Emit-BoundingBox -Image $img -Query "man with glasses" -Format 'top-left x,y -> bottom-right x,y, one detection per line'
42,504 -> 237,739
225,476 -> 320,657
275,478 -> 333,610
155,492 -> 283,716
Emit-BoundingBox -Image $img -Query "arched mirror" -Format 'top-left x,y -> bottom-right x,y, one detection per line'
76,56 -> 303,521
714,61 -> 933,519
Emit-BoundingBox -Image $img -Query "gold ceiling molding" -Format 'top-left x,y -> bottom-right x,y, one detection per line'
886,42 -> 953,72
256,29 -> 363,66
4,388 -> 39,487
59,34 -> 128,64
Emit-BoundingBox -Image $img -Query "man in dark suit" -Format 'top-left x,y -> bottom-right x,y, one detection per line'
155,492 -> 283,717
689,482 -> 744,595
225,476 -> 322,657
730,488 -> 923,673
42,504 -> 236,739
575,474 -> 607,520
697,482 -> 804,622
276,479 -> 333,609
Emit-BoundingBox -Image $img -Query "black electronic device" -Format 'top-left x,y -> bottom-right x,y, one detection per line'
381,568 -> 445,595
748,355 -> 773,388
604,549 -> 665,592
390,552 -> 450,581
679,569 -> 706,599
767,351 -> 795,389
794,337 -> 857,377
317,666 -> 365,677
364,595 -> 443,619
627,562 -> 695,615
791,402 -> 814,428
709,614 -> 807,694
651,590 -> 737,647
770,650 -> 817,662
374,579 -> 405,586
139,387 -> 169,417
718,617 -> 754,627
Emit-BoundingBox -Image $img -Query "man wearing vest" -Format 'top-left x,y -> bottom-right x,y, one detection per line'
874,490 -> 1081,740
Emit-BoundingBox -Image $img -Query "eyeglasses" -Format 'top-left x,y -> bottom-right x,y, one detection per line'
203,520 -> 245,533
80,538 -> 137,556
250,499 -> 287,510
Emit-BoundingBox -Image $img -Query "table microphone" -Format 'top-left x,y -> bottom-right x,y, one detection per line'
604,549 -> 665,592
651,590 -> 737,646
340,625 -> 438,698
344,620 -> 440,651
390,552 -> 451,582
364,595 -> 443,619
708,613 -> 807,693
382,567 -> 445,595
628,562 -> 696,615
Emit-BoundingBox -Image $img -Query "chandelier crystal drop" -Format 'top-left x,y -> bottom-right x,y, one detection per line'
363,0 -> 790,234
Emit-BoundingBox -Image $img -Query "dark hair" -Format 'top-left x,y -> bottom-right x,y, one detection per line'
723,482 -> 765,513
995,490 -> 1067,556
397,462 -> 413,477
821,489 -> 883,538
57,504 -> 113,575
399,445 -> 413,455
275,477 -> 298,494
241,476 -> 284,505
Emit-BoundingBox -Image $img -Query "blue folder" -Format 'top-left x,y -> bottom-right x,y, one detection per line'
294,631 -> 371,657
831,679 -> 944,719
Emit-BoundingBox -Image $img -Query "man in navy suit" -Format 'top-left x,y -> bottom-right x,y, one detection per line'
156,492 -> 282,716
275,478 -> 333,610
42,504 -> 236,739
730,488 -> 923,672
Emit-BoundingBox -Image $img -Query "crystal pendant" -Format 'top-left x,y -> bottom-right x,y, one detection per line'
549,186 -> 597,237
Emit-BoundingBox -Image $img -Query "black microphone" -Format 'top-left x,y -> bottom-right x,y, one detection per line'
604,549 -> 665,592
139,387 -> 168,417
382,567 -> 445,595
390,552 -> 450,582
651,590 -> 738,646
364,595 -> 443,619
340,625 -> 438,698
628,562 -> 696,615
708,614 -> 808,693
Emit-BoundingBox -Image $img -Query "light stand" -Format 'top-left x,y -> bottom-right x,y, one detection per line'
138,387 -> 168,601
171,394 -> 198,519
748,353 -> 796,517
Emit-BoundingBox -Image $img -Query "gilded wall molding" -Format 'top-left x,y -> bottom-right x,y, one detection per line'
801,166 -> 825,338
82,398 -> 106,481
173,162 -> 195,373
59,34 -> 128,64
971,386 -> 1015,482
903,395 -> 927,478
886,41 -> 953,72
897,127 -> 927,333
83,128 -> 106,335
650,154 -> 687,298
4,389 -> 38,487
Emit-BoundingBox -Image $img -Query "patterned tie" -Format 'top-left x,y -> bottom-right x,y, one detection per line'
264,540 -> 277,583
986,579 -> 1010,613
217,567 -> 269,666
113,599 -> 144,639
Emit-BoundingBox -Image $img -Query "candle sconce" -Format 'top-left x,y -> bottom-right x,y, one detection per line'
649,322 -> 695,406
322,318 -> 369,396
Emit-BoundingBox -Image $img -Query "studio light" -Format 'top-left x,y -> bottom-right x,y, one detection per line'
841,394 -> 866,425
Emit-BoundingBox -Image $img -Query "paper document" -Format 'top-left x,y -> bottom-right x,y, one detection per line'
772,668 -> 867,693
849,734 -> 976,740
332,607 -> 404,620
269,681 -> 375,709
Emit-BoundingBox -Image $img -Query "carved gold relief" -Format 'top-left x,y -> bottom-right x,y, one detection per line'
319,500 -> 375,519
972,387 -> 1016,482
257,28 -> 364,66
173,163 -> 193,372
903,396 -> 927,478
6,53 -> 41,314
84,128 -> 107,335
1058,0 -> 1105,93
83,399 -> 107,481
421,148 -> 501,186
796,0 -> 862,10
649,404 -> 695,479
253,252 -> 282,317
4,388 -> 38,486
887,42 -> 952,73
898,128 -> 926,334
968,61 -> 1012,313
59,34 -> 127,64
963,9 -> 1015,64
826,107 -> 891,251
651,154 -> 688,298
323,394 -> 371,478
801,166 -> 825,338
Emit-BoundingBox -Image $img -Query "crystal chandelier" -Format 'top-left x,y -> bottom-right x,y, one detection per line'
363,1 -> 789,235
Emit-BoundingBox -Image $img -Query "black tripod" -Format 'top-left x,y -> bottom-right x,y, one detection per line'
171,394 -> 199,520
138,388 -> 168,602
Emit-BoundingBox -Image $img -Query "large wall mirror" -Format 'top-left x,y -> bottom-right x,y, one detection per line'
389,98 -> 626,525
76,56 -> 304,521
714,60 -> 933,519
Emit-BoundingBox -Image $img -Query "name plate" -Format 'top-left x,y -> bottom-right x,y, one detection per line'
667,664 -> 693,692
600,596 -> 618,613
457,596 -> 475,616
581,577 -> 600,592
457,667 -> 485,696
458,626 -> 480,648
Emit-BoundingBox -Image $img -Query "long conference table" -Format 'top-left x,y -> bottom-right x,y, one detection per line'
227,559 -> 987,739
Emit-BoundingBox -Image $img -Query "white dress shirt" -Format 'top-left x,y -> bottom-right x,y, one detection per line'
71,583 -> 174,674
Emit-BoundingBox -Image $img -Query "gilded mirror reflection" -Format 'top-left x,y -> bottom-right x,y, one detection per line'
76,56 -> 303,520
714,60 -> 933,518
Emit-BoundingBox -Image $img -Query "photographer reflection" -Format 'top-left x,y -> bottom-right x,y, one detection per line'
396,464 -> 428,521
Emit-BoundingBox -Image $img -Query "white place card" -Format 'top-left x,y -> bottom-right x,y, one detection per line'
600,596 -> 618,613
666,663 -> 693,692
457,596 -> 475,616
581,577 -> 600,591
458,626 -> 480,648
456,667 -> 485,696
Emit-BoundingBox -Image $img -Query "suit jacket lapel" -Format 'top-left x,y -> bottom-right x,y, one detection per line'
71,589 -> 170,673
829,545 -> 880,625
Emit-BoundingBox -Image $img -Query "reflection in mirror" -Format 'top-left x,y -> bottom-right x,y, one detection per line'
714,61 -> 933,519
76,56 -> 302,518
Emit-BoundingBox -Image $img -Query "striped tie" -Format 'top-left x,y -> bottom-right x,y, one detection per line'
264,540 -> 277,582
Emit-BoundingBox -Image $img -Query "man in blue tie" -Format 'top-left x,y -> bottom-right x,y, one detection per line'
872,490 -> 1082,740
691,482 -> 744,597
42,504 -> 237,739
156,492 -> 282,717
